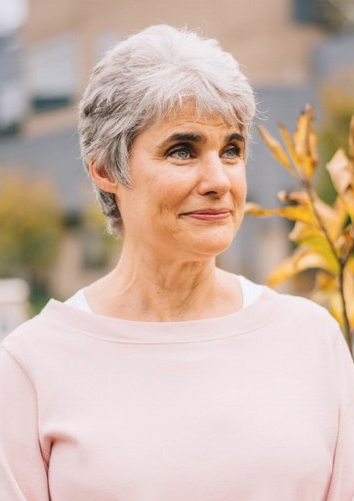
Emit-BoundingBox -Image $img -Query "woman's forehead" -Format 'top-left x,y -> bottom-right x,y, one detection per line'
165,101 -> 240,129
146,106 -> 242,140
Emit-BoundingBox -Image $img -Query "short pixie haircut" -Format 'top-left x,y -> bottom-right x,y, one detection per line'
78,24 -> 256,237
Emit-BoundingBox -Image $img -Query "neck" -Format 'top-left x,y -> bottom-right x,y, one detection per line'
88,240 -> 242,321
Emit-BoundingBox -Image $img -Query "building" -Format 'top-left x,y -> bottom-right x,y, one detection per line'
0,0 -> 353,298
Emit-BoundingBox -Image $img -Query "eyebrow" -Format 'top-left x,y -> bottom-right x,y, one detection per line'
226,133 -> 245,143
158,131 -> 245,149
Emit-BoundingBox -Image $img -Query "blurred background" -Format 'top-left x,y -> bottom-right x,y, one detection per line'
0,0 -> 353,336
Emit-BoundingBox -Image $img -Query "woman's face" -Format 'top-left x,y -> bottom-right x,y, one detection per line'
115,104 -> 247,260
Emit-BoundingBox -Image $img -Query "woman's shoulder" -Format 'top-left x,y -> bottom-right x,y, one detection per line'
2,311 -> 43,347
223,270 -> 340,336
267,286 -> 343,346
0,300 -> 72,372
273,287 -> 334,318
232,272 -> 337,325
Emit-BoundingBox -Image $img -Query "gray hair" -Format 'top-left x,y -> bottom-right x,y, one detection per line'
78,24 -> 256,237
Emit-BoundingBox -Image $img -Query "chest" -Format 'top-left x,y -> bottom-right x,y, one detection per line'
40,342 -> 337,500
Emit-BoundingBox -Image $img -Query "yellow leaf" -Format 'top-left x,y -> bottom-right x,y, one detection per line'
278,106 -> 318,180
277,190 -> 337,232
349,114 -> 354,161
310,272 -> 338,311
244,202 -> 268,215
257,125 -> 294,176
309,120 -> 318,167
344,268 -> 354,327
347,255 -> 354,273
244,203 -> 279,218
294,109 -> 309,156
311,193 -> 348,242
289,222 -> 339,274
329,292 -> 343,327
299,236 -> 337,271
314,271 -> 337,292
289,221 -> 324,243
335,225 -> 354,260
277,190 -> 310,206
329,197 -> 348,238
267,246 -> 338,287
277,206 -> 318,225
245,200 -> 319,226
294,106 -> 317,159
329,269 -> 354,331
278,125 -> 303,175
276,190 -> 341,241
288,219 -> 338,269
326,149 -> 354,222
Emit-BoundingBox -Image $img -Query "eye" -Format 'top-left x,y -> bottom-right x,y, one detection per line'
168,146 -> 193,160
222,145 -> 241,158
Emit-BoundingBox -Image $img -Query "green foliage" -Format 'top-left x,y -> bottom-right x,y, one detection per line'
0,171 -> 65,282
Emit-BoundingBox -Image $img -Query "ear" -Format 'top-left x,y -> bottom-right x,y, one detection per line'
88,158 -> 119,195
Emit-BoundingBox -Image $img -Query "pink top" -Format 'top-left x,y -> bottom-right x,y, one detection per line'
1,285 -> 354,501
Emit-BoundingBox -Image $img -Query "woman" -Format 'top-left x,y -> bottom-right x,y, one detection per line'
1,25 -> 354,501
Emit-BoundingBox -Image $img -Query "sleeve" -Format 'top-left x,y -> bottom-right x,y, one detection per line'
0,346 -> 50,501
325,330 -> 354,501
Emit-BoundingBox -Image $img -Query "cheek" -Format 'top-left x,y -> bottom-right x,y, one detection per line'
132,170 -> 186,222
231,168 -> 247,204
151,170 -> 194,212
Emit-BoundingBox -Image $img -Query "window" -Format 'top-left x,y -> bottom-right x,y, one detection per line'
293,0 -> 353,30
27,34 -> 78,112
0,81 -> 26,134
0,31 -> 26,134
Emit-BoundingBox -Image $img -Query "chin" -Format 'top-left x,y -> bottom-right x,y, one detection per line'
184,231 -> 235,258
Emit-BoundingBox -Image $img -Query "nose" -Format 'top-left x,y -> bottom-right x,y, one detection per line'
196,153 -> 232,197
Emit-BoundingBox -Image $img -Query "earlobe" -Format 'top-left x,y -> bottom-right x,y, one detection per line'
88,158 -> 119,195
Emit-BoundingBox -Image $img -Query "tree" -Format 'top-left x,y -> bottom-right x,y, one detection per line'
0,170 -> 64,292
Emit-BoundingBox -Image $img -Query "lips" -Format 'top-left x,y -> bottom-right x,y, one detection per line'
181,208 -> 231,215
180,208 -> 232,221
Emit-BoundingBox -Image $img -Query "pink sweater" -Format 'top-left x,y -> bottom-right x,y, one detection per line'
1,285 -> 354,500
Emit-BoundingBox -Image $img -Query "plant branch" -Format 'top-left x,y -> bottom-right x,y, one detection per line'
304,182 -> 339,261
303,180 -> 352,349
338,263 -> 352,351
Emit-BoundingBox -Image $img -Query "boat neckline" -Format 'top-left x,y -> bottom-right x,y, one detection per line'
41,285 -> 280,344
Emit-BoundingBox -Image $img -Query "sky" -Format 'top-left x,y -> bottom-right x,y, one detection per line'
0,0 -> 28,33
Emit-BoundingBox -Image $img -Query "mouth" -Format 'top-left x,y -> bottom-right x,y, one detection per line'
180,209 -> 232,221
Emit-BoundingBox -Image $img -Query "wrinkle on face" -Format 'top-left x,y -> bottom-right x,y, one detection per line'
117,101 -> 247,260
